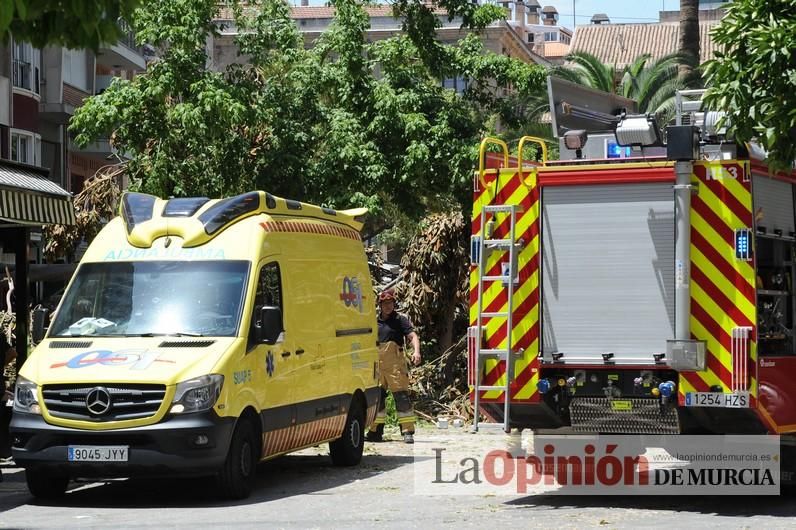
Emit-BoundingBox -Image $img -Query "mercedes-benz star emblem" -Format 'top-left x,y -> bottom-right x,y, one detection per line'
85,387 -> 112,415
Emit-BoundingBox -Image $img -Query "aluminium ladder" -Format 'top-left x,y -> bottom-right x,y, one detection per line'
473,203 -> 522,432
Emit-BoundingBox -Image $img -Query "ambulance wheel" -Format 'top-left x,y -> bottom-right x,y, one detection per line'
218,419 -> 257,499
26,468 -> 69,499
330,400 -> 365,466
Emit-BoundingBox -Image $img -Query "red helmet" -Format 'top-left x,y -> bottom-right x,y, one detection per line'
378,288 -> 396,302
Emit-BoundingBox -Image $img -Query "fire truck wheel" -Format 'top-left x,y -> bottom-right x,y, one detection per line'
329,399 -> 365,467
218,419 -> 257,499
26,468 -> 69,499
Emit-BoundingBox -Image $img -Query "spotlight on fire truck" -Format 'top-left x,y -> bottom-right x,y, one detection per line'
563,130 -> 588,149
563,130 -> 588,159
658,381 -> 676,398
615,113 -> 662,147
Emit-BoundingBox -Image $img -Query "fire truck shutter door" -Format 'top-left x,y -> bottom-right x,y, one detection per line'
753,175 -> 794,235
541,183 -> 675,364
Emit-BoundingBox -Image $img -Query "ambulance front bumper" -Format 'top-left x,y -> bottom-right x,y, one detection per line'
10,411 -> 236,478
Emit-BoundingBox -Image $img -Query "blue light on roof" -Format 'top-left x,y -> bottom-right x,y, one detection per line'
607,142 -> 632,159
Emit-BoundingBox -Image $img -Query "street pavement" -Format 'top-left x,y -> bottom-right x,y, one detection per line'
1,426 -> 795,529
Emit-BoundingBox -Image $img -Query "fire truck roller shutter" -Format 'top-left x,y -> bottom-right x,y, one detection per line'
753,175 -> 795,235
541,183 -> 675,364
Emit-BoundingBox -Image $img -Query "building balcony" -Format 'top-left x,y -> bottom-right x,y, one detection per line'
39,83 -> 90,124
96,19 -> 146,72
68,137 -> 130,161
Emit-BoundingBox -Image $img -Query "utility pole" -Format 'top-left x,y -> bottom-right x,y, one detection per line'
572,0 -> 575,29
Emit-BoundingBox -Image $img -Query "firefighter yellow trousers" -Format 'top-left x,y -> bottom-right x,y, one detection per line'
370,341 -> 416,434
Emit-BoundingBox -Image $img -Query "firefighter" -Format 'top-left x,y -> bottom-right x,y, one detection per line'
367,288 -> 421,444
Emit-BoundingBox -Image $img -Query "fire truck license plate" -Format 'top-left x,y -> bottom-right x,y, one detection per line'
685,392 -> 749,408
68,446 -> 128,462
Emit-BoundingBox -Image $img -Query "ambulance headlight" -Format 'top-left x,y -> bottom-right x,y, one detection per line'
171,374 -> 224,414
13,376 -> 41,415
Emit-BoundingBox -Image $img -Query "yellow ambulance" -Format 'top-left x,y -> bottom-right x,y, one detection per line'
11,191 -> 380,499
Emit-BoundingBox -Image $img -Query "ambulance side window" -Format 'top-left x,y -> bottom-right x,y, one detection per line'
249,262 -> 283,348
255,262 -> 282,310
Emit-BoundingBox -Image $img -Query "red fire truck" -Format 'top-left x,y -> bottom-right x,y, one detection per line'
468,87 -> 796,457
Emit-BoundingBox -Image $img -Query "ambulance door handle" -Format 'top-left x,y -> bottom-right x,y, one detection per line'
281,351 -> 291,358
295,349 -> 305,355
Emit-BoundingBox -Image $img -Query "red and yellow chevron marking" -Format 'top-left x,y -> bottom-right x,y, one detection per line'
679,160 -> 757,405
262,414 -> 347,458
470,167 -> 540,403
260,220 -> 361,241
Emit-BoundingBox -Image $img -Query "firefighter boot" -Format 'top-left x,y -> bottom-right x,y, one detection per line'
366,423 -> 384,442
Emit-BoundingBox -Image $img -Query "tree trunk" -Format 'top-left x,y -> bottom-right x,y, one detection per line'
678,0 -> 700,80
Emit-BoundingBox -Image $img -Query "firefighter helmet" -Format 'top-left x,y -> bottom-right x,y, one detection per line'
378,288 -> 396,302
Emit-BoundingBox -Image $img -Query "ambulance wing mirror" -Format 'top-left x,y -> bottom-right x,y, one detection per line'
32,307 -> 50,344
257,306 -> 283,345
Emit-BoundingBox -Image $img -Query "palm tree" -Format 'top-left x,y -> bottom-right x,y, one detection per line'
551,51 -> 700,125
550,51 -> 615,93
678,0 -> 700,81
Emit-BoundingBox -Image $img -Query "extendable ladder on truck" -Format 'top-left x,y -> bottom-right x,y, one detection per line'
472,203 -> 521,433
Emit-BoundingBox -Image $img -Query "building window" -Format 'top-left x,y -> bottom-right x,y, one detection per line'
10,129 -> 41,166
442,76 -> 470,95
544,32 -> 558,42
527,33 -> 534,43
63,48 -> 90,92
12,41 -> 41,94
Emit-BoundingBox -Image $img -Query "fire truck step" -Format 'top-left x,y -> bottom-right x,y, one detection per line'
481,311 -> 509,318
482,275 -> 511,282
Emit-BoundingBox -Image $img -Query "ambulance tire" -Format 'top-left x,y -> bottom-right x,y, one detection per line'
26,468 -> 69,499
218,419 -> 257,499
330,399 -> 365,467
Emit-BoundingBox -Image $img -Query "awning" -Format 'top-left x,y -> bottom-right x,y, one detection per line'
0,160 -> 75,226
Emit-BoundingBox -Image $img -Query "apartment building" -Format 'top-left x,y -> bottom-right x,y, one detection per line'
0,22 -> 146,195
211,3 -> 551,85
0,24 -> 147,277
501,2 -> 572,64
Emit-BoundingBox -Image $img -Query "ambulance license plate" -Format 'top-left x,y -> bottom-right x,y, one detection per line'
68,446 -> 128,462
684,392 -> 749,408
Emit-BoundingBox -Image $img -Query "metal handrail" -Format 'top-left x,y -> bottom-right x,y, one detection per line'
517,136 -> 547,187
478,137 -> 509,191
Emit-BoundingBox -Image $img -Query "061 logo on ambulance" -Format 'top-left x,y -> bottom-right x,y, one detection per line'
340,276 -> 364,313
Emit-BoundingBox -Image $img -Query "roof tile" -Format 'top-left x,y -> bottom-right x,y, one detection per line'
570,22 -> 719,69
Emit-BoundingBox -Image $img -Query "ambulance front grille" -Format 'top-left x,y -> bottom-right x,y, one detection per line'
569,397 -> 680,434
42,383 -> 167,422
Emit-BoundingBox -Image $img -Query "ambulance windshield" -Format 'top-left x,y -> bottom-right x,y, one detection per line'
49,260 -> 249,338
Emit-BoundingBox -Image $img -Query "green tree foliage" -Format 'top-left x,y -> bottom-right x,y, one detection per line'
0,0 -> 140,49
70,0 -> 546,222
703,0 -> 796,172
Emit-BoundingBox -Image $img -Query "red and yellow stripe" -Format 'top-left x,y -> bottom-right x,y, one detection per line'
470,167 -> 541,403
680,160 -> 757,404
262,414 -> 348,458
